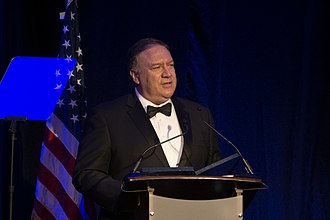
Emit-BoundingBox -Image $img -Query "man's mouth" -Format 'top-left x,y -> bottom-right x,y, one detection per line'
162,81 -> 172,85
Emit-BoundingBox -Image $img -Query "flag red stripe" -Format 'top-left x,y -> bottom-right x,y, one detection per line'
43,127 -> 76,176
38,163 -> 83,220
33,198 -> 56,220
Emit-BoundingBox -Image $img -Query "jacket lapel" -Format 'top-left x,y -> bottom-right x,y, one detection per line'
126,94 -> 169,167
172,98 -> 193,167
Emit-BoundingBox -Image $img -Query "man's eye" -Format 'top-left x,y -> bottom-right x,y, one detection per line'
151,65 -> 161,70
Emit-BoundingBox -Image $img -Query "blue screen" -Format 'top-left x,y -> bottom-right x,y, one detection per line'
0,56 -> 76,120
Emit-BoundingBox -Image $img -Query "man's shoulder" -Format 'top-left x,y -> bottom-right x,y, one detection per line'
172,96 -> 209,111
93,93 -> 136,112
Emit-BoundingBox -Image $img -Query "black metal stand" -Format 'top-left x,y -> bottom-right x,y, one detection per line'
0,56 -> 75,219
6,116 -> 27,220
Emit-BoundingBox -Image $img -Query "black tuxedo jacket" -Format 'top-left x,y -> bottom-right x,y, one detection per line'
73,93 -> 221,219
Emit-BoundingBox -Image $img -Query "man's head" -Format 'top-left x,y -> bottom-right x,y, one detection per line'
128,38 -> 177,105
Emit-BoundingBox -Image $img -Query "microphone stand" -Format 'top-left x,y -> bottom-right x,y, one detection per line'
5,116 -> 27,220
131,131 -> 187,173
131,128 -> 188,174
203,120 -> 254,175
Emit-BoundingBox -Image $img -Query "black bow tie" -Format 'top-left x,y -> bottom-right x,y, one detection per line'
147,103 -> 172,118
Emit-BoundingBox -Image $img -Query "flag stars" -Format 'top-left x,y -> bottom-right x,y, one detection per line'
57,99 -> 65,108
67,84 -> 76,93
67,70 -> 75,79
76,47 -> 83,57
54,84 -> 62,90
76,63 -> 83,72
63,25 -> 69,34
70,114 -> 79,123
55,69 -> 61,77
71,12 -> 75,20
62,40 -> 71,49
65,55 -> 73,63
77,79 -> 82,85
68,99 -> 78,108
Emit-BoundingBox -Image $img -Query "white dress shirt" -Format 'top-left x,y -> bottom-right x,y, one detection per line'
135,88 -> 183,167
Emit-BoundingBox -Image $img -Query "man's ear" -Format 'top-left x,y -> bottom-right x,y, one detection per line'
130,70 -> 140,84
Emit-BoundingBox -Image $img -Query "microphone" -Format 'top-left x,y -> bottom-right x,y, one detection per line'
131,128 -> 188,173
203,120 -> 254,175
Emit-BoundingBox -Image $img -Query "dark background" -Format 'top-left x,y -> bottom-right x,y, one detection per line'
1,0 -> 329,219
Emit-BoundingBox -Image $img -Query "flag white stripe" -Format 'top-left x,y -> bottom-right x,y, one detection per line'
47,113 -> 79,158
40,143 -> 83,204
35,180 -> 69,220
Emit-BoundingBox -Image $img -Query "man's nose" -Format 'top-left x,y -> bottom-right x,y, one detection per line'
162,66 -> 172,77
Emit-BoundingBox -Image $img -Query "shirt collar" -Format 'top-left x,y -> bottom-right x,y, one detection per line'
135,88 -> 172,113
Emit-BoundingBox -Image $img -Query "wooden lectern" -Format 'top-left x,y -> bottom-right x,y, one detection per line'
121,175 -> 265,220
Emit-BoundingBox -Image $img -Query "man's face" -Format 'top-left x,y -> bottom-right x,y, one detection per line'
130,44 -> 177,105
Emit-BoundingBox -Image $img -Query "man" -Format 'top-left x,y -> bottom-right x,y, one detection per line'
73,38 -> 221,219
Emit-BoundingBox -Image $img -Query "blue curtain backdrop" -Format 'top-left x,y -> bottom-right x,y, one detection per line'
0,0 -> 329,219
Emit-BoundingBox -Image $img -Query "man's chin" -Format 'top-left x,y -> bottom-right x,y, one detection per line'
162,90 -> 175,98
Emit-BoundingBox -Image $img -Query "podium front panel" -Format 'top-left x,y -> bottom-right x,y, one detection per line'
149,194 -> 243,220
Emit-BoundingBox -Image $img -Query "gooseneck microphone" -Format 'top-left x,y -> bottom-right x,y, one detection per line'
203,120 -> 254,175
131,129 -> 188,173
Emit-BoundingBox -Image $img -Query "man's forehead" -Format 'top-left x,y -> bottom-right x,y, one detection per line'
138,45 -> 172,61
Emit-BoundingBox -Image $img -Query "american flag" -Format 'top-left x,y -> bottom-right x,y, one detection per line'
31,0 -> 97,219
